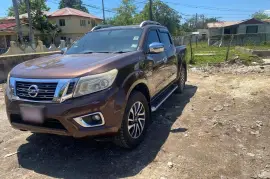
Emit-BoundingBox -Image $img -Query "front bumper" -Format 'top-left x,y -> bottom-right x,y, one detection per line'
5,87 -> 126,138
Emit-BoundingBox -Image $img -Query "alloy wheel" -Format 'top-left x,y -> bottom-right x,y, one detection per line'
127,101 -> 146,139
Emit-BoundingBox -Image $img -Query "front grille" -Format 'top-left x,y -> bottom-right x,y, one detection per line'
16,81 -> 57,101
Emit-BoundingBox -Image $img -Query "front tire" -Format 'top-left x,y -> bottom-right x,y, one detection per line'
114,91 -> 150,149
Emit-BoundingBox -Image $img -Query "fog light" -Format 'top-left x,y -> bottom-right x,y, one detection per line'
73,112 -> 105,127
92,114 -> 101,121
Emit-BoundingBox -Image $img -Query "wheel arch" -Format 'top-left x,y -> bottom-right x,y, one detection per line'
121,71 -> 151,104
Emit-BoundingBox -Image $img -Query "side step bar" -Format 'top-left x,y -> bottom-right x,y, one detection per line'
151,85 -> 178,112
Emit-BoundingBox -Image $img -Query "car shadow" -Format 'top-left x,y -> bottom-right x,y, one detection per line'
17,85 -> 197,179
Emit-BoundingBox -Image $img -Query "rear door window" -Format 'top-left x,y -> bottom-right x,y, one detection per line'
159,32 -> 172,50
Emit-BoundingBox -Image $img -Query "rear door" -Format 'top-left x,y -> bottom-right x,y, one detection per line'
158,29 -> 178,87
144,29 -> 167,97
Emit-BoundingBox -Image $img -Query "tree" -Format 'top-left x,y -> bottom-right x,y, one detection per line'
252,11 -> 270,20
134,0 -> 181,35
7,0 -> 49,16
7,0 -> 60,44
106,0 -> 136,25
59,0 -> 88,13
179,16 -> 219,33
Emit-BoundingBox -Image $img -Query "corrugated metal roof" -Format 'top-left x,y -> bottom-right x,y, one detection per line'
207,21 -> 241,28
0,22 -> 16,30
49,8 -> 102,20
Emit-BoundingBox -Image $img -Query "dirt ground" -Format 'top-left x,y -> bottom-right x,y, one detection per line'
0,66 -> 270,179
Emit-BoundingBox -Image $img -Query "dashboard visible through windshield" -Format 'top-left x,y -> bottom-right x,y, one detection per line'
66,29 -> 143,54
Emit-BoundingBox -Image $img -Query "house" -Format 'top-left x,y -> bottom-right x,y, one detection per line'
48,8 -> 102,44
0,19 -> 37,49
207,18 -> 270,45
0,7 -> 102,48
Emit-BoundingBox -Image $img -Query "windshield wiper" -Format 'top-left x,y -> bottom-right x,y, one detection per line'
81,51 -> 94,54
113,51 -> 132,54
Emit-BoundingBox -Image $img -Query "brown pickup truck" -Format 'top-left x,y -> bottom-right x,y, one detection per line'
5,21 -> 187,148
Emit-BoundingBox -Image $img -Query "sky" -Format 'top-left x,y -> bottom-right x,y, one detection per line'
0,0 -> 269,22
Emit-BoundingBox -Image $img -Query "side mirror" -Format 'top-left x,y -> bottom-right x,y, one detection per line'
61,47 -> 67,54
149,42 -> 165,54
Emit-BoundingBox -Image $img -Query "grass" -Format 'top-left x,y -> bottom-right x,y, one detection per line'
186,42 -> 263,66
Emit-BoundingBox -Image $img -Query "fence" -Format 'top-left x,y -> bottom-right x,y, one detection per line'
173,33 -> 270,65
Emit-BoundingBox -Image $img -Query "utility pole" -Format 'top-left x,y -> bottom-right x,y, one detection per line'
12,0 -> 23,43
149,0 -> 153,20
195,13 -> 198,47
25,0 -> 35,48
195,13 -> 198,30
102,0 -> 105,23
202,14 -> 205,29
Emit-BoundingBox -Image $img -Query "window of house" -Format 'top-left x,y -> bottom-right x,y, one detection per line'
60,37 -> 67,41
88,20 -> 90,25
59,19 -> 65,26
246,26 -> 258,34
91,19 -> 96,27
224,27 -> 237,34
80,20 -> 86,26
159,32 -> 172,49
146,30 -> 160,47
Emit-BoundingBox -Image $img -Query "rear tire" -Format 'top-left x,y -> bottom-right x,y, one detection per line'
114,91 -> 150,149
176,65 -> 186,93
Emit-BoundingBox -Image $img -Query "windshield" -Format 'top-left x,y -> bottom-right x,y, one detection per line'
66,29 -> 142,54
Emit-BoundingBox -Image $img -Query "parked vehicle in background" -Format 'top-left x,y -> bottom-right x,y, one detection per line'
5,21 -> 187,149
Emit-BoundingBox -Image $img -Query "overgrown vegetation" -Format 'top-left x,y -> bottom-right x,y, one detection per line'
187,42 -> 263,66
8,0 -> 61,44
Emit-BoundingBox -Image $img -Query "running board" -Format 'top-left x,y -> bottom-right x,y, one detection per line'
151,85 -> 178,112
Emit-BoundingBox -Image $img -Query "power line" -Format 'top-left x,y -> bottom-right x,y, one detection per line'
163,1 -> 259,12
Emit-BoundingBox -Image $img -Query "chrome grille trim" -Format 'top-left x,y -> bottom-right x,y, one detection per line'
9,77 -> 78,103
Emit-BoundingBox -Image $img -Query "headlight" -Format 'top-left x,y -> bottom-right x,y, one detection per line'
6,72 -> 10,88
73,69 -> 118,97
6,72 -> 13,99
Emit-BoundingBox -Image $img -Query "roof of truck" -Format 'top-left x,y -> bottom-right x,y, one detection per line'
94,24 -> 167,31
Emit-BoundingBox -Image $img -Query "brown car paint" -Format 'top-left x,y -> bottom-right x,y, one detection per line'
5,25 -> 187,137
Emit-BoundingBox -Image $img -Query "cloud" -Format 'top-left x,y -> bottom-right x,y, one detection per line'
264,10 -> 270,15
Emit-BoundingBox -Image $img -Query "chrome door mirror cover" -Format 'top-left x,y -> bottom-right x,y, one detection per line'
149,42 -> 165,54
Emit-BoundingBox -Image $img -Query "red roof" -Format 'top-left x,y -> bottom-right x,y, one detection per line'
49,7 -> 102,20
0,22 -> 16,30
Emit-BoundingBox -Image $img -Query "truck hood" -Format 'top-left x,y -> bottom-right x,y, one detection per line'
10,53 -> 131,79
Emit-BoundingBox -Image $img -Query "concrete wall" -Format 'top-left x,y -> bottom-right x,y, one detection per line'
209,28 -> 223,37
0,40 -> 65,56
0,51 -> 60,82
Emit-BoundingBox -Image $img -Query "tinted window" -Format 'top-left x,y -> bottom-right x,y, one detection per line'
66,29 -> 142,54
159,32 -> 172,49
146,30 -> 160,46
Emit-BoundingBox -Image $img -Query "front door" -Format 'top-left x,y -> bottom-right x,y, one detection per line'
144,29 -> 167,97
158,29 -> 178,88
